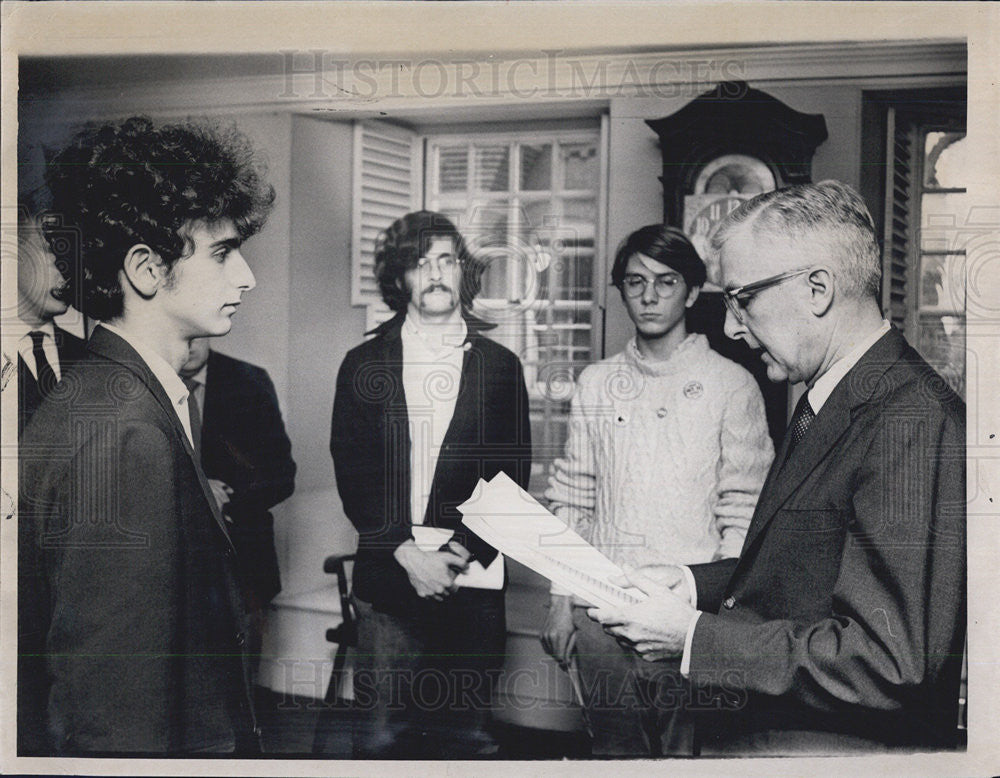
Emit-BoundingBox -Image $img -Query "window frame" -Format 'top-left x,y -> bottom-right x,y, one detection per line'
423,126 -> 607,493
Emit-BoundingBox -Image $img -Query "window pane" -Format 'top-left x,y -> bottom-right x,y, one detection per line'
474,145 -> 510,192
426,131 -> 601,501
562,198 -> 597,223
919,253 -> 965,312
554,201 -> 596,301
522,199 -> 597,302
561,142 -> 599,190
916,313 -> 965,399
920,191 -> 969,252
519,144 -> 552,191
438,146 -> 467,193
924,132 -> 967,189
467,209 -> 520,301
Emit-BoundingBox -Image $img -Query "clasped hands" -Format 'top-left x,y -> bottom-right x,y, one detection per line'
207,478 -> 235,519
586,564 -> 696,662
394,538 -> 471,601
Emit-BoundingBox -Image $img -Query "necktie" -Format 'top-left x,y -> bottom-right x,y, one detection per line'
184,376 -> 203,457
29,330 -> 57,398
787,392 -> 816,451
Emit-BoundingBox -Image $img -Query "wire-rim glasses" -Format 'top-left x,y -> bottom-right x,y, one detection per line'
415,254 -> 461,272
621,273 -> 682,299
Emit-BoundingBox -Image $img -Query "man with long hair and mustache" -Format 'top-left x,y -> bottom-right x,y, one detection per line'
330,211 -> 532,758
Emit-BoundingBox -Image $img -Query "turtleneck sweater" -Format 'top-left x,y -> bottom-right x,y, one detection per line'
545,333 -> 773,582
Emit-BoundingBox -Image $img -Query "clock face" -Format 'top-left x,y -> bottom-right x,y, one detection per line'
694,154 -> 776,195
684,155 -> 777,289
683,194 -> 751,289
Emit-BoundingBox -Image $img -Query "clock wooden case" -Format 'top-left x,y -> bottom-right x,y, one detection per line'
646,82 -> 828,443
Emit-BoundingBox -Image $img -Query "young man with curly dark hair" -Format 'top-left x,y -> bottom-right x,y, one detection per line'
330,211 -> 532,758
18,116 -> 274,755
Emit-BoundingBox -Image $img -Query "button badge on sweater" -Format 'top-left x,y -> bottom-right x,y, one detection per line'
683,381 -> 704,400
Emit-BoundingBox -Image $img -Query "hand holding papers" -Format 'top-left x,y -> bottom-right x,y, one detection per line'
458,472 -> 646,609
411,525 -> 505,590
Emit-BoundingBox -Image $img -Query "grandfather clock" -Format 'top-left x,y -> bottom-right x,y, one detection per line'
646,81 -> 828,443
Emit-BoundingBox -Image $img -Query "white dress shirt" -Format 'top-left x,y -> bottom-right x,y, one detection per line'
99,323 -> 196,449
400,310 -> 468,526
680,321 -> 892,675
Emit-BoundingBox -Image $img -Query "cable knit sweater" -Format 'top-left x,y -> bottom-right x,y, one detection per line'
545,333 -> 773,576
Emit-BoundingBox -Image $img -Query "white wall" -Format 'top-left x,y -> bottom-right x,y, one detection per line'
273,116 -> 362,598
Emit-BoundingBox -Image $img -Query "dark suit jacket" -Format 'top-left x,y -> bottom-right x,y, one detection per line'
18,327 -> 257,754
330,312 -> 533,614
18,325 -> 87,436
201,350 -> 295,607
687,328 -> 966,752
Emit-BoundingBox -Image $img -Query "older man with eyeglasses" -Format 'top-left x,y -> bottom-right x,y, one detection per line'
589,181 -> 966,755
543,223 -> 773,756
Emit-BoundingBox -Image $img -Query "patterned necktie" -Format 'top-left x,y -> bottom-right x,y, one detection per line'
29,330 -> 57,398
183,376 -> 203,457
787,392 -> 816,451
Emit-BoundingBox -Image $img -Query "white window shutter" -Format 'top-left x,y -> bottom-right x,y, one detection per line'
351,120 -> 421,331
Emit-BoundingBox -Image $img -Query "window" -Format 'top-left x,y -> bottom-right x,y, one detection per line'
913,130 -> 967,397
881,99 -> 967,398
425,130 -> 604,493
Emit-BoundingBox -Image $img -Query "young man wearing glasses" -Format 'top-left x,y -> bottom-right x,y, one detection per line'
330,210 -> 532,758
542,224 -> 773,756
589,181 -> 966,754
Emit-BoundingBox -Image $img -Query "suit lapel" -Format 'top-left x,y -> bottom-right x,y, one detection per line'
18,353 -> 40,398
54,325 -> 87,363
741,395 -> 852,551
439,339 -> 475,441
427,338 -> 476,517
381,326 -> 412,522
87,328 -> 234,549
739,329 -> 908,553
18,354 -> 43,435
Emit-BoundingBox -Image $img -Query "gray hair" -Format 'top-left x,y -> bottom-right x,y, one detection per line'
710,180 -> 881,299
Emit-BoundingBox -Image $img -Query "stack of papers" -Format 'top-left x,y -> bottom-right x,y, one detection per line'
458,472 -> 646,609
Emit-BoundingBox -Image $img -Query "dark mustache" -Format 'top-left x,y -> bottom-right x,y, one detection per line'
422,284 -> 452,294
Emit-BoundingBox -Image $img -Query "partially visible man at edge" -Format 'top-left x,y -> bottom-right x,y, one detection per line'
6,195 -> 87,436
18,116 -> 275,754
589,180 -> 966,754
180,336 -> 295,669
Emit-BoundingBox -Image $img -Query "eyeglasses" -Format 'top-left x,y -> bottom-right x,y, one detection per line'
722,267 -> 813,323
621,273 -> 682,298
415,254 -> 460,271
